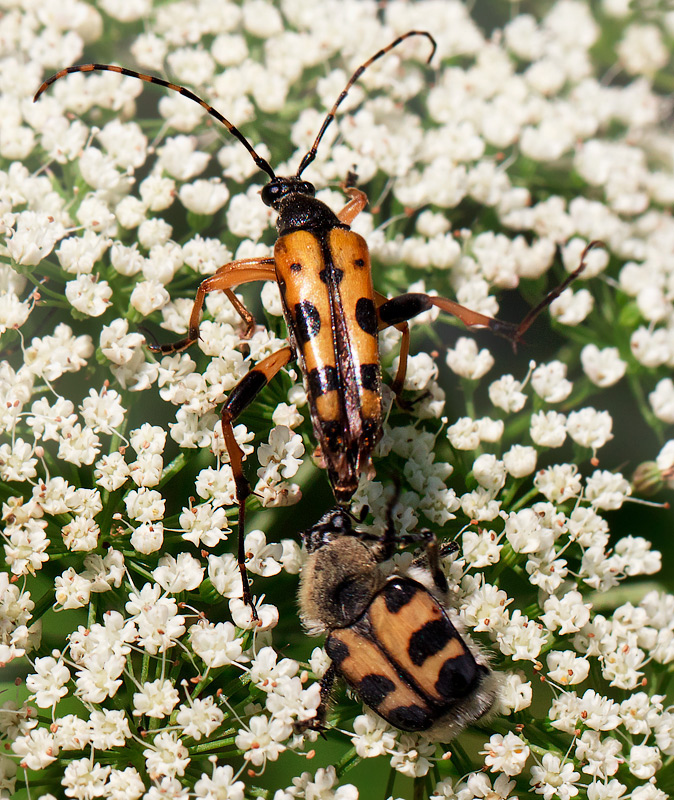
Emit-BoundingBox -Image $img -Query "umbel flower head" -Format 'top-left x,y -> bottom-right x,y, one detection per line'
1,1 -> 674,799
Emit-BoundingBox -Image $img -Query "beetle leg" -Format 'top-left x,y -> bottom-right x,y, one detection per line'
315,661 -> 337,729
375,291 -> 410,397
218,345 -> 296,614
337,185 -> 368,226
381,525 -> 452,595
295,662 -> 336,734
377,292 -> 522,342
149,258 -> 277,354
412,530 -> 449,595
377,495 -> 451,594
439,540 -> 460,559
376,241 -> 602,348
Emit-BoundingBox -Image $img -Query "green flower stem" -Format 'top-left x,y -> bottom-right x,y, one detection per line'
334,746 -> 361,777
461,378 -> 477,419
510,484 -> 540,511
385,766 -> 396,799
29,587 -> 60,621
446,738 -> 471,775
530,743 -> 561,758
140,649 -> 150,686
414,776 -> 428,800
125,559 -> 157,583
158,452 -> 189,487
627,369 -> 665,439
87,593 -> 97,627
188,734 -> 239,753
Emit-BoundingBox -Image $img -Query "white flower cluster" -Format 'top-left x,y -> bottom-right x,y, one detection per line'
2,0 -> 674,798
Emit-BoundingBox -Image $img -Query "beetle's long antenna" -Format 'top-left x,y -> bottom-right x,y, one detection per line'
33,63 -> 277,181
296,30 -> 436,178
513,239 -> 606,344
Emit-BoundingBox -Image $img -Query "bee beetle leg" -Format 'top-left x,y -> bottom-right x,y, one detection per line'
295,663 -> 337,735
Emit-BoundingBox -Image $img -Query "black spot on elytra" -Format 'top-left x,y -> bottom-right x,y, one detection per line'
436,653 -> 482,701
361,418 -> 379,445
321,420 -> 343,450
319,267 -> 344,285
387,704 -> 433,731
325,635 -> 349,666
360,363 -> 380,392
382,578 -> 418,613
295,300 -> 321,344
357,673 -> 396,707
408,619 -> 454,666
307,366 -> 338,397
290,262 -> 302,272
355,297 -> 377,336
354,258 -> 365,267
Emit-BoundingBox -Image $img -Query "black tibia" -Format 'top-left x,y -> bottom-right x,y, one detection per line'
218,346 -> 295,619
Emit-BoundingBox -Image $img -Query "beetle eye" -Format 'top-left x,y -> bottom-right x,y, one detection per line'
261,183 -> 279,207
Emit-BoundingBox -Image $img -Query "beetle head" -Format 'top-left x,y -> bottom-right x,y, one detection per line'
261,176 -> 315,209
301,508 -> 354,553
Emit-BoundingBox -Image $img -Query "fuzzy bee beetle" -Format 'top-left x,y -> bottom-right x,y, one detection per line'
34,36 -> 593,611
298,506 -> 499,739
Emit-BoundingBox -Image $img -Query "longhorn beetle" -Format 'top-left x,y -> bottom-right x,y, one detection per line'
35,32 -> 592,612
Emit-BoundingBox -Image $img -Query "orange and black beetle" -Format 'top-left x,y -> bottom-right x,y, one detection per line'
35,34 -> 591,609
298,506 -> 499,739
